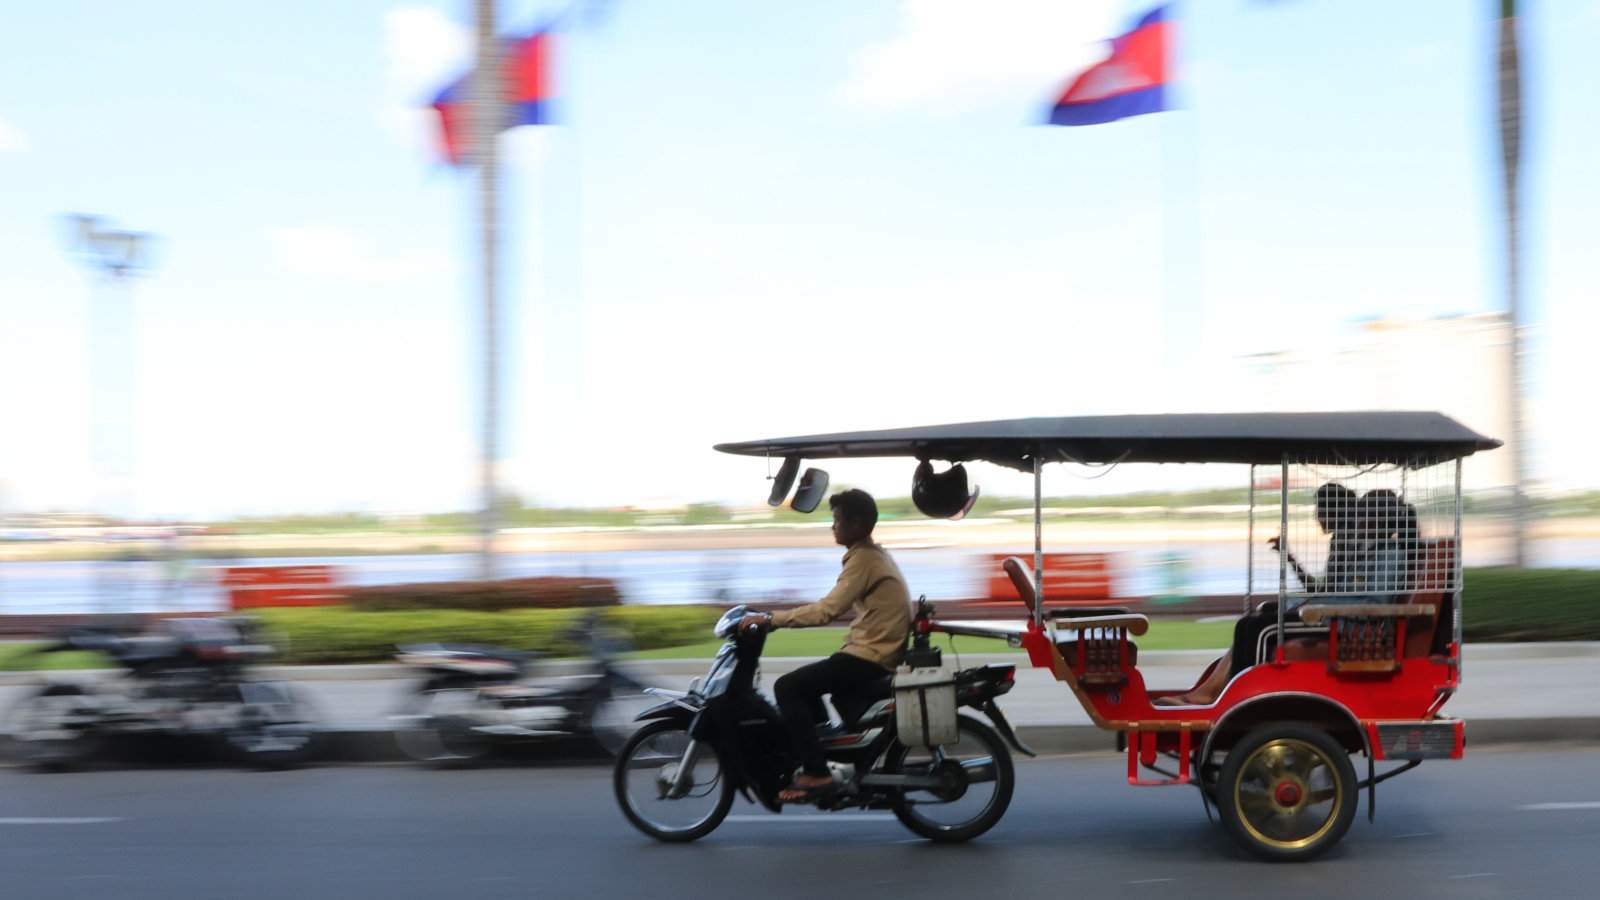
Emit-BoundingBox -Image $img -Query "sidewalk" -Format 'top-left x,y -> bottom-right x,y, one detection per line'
9,644 -> 1595,759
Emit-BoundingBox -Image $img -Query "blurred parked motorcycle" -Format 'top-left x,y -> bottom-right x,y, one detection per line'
4,616 -> 318,770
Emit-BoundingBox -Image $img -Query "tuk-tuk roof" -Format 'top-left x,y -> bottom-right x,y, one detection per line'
714,411 -> 1500,470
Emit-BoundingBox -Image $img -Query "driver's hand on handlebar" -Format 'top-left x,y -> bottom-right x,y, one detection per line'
738,613 -> 773,635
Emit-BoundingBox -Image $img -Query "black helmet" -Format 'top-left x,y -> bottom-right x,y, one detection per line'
912,460 -> 979,520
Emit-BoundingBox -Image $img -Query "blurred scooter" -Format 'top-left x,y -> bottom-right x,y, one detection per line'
391,611 -> 652,766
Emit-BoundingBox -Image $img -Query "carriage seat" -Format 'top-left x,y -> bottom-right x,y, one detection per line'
1279,539 -> 1457,670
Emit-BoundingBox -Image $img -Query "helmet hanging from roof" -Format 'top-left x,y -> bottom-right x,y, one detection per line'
912,460 -> 979,520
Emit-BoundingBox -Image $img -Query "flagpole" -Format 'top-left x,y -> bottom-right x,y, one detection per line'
1156,5 -> 1197,604
1158,3 -> 1195,407
473,0 -> 502,580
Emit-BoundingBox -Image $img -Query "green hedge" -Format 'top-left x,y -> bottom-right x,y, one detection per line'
344,576 -> 620,611
1464,568 -> 1600,642
250,604 -> 720,665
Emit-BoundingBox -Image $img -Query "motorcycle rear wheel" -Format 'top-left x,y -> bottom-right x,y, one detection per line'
393,690 -> 494,768
586,685 -> 656,757
886,715 -> 1015,843
222,688 -> 319,770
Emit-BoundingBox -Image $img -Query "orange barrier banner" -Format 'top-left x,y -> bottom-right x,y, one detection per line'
222,565 -> 344,609
983,553 -> 1115,604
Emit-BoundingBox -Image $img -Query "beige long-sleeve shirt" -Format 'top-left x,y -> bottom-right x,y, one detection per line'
769,541 -> 912,669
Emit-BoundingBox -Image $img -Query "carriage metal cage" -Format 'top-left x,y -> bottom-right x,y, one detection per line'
1245,455 -> 1465,673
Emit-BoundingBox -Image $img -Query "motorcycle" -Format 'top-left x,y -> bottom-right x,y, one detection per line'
391,611 -> 652,765
613,600 -> 1032,843
4,616 -> 318,771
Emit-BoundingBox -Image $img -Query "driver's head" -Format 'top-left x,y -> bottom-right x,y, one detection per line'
1313,482 -> 1358,533
829,489 -> 878,547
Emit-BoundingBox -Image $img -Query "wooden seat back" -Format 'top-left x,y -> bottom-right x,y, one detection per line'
1401,539 -> 1455,658
1001,556 -> 1041,618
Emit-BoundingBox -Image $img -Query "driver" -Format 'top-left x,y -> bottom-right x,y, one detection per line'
1154,482 -> 1358,707
739,489 -> 911,804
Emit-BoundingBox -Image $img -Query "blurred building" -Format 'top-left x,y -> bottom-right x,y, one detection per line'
1242,314 -> 1512,492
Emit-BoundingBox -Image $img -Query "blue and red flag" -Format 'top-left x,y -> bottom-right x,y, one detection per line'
1047,6 -> 1171,126
432,29 -> 553,165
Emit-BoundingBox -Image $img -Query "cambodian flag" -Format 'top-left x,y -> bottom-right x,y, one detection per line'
432,29 -> 553,165
1047,6 -> 1171,126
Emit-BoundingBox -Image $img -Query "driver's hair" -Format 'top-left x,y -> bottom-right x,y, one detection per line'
828,489 -> 878,532
1314,482 -> 1357,520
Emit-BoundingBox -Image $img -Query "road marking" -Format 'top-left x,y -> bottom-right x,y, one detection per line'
1520,802 -> 1600,811
0,817 -> 124,825
1129,879 -> 1174,885
1449,874 -> 1496,880
725,814 -> 895,823
1395,832 -> 1436,838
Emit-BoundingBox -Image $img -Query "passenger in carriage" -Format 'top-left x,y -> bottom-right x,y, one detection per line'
1350,489 -> 1420,603
1153,482 -> 1360,707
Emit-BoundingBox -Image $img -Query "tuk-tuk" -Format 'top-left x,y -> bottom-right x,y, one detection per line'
717,411 -> 1499,860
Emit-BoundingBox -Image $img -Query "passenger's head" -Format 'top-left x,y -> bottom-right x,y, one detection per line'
1358,489 -> 1418,540
1313,483 -> 1358,534
829,489 -> 878,547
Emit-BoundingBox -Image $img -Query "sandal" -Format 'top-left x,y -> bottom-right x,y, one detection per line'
778,778 -> 836,804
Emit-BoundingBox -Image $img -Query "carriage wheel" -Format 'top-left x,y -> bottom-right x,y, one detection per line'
1216,722 -> 1357,862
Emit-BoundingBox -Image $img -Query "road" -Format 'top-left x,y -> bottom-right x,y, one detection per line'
1,749 -> 1596,900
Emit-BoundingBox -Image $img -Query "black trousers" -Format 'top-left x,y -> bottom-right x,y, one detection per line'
774,652 -> 887,777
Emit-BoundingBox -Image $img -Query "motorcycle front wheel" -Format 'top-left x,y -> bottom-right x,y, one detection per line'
886,714 -> 1015,843
4,685 -> 103,772
613,720 -> 733,842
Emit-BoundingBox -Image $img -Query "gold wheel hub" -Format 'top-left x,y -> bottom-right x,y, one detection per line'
1233,738 -> 1342,851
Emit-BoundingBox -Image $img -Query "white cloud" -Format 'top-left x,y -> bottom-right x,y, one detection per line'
0,115 -> 29,152
267,224 -> 455,284
379,6 -> 472,147
838,0 -> 1124,114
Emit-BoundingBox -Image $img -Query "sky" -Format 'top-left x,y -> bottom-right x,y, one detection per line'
2,0 -> 1598,518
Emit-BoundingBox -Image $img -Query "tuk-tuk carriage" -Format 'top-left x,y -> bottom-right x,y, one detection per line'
716,411 -> 1499,860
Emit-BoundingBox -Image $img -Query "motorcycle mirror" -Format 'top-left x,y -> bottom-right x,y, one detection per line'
790,468 -> 830,514
767,456 -> 801,507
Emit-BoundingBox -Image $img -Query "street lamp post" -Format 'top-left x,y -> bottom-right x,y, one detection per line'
64,214 -> 156,611
1496,0 -> 1528,567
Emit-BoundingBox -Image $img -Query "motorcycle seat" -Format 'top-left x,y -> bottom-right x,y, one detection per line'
830,676 -> 894,730
403,643 -> 533,665
107,635 -> 184,663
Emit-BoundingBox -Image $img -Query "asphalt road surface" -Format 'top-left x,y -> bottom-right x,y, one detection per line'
1,748 -> 1596,900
